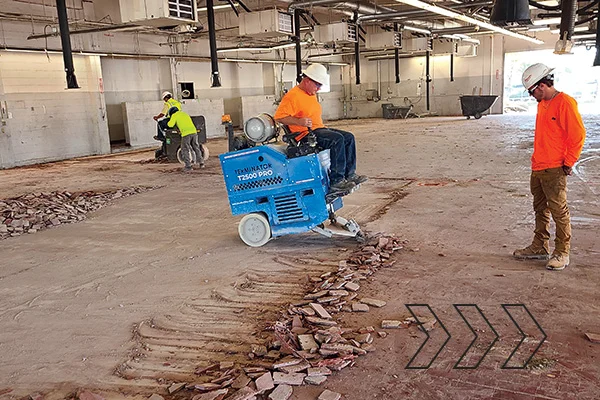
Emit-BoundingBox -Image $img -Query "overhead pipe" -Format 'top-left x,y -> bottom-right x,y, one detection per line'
555,0 -> 578,54
354,11 -> 361,84
55,0 -> 79,88
294,9 -> 303,83
207,0 -> 221,87
528,0 -> 561,11
288,0 -> 396,16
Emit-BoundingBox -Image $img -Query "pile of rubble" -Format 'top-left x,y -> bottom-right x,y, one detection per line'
0,187 -> 157,240
165,234 -> 414,400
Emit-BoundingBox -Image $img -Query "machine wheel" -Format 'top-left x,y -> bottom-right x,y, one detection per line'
201,144 -> 210,161
474,112 -> 482,120
238,213 -> 272,247
177,144 -> 210,165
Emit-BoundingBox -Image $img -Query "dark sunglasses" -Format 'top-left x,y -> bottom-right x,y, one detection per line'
308,77 -> 322,89
528,84 -> 540,96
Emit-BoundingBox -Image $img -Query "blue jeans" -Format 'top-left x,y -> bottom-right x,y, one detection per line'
313,127 -> 356,185
157,119 -> 170,141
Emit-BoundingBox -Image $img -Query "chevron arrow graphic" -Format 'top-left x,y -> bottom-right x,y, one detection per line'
501,304 -> 547,369
405,304 -> 451,369
452,304 -> 499,369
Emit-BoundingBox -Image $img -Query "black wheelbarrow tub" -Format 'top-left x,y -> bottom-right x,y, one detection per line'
459,95 -> 498,119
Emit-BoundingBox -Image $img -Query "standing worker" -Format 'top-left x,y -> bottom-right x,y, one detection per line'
274,63 -> 367,196
166,107 -> 204,172
153,91 -> 181,142
513,63 -> 586,270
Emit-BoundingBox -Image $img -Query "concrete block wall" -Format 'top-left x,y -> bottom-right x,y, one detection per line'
241,95 -> 278,125
123,98 -> 225,148
0,51 -> 110,169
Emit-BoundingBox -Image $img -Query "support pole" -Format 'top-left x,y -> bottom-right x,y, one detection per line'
394,23 -> 400,83
294,9 -> 303,83
450,53 -> 454,82
55,0 -> 79,88
354,11 -> 361,84
426,45 -> 431,111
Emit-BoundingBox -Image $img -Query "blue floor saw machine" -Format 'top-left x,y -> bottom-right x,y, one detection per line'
219,114 -> 364,247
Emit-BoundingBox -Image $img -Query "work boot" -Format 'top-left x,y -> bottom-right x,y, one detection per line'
546,254 -> 569,271
183,166 -> 193,173
329,179 -> 355,193
512,245 -> 550,260
348,173 -> 368,185
194,162 -> 205,169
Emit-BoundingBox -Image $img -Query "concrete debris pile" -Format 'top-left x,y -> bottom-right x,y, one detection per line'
181,234 -> 405,400
0,187 -> 157,240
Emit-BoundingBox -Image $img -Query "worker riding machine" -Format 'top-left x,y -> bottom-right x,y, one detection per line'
219,114 -> 364,247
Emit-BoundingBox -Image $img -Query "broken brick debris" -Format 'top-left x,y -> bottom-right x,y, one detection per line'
0,188 -> 156,240
585,333 -> 600,343
187,234 -> 403,400
318,389 -> 342,400
268,385 -> 293,400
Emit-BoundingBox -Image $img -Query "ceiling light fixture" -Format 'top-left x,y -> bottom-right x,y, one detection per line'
217,42 -> 308,53
394,0 -> 544,44
198,4 -> 236,12
532,17 -> 562,26
550,26 -> 588,34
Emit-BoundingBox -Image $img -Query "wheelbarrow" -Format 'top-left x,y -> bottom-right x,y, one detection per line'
459,95 -> 498,120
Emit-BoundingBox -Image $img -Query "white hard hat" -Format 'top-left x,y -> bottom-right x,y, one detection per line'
522,63 -> 555,90
161,91 -> 172,99
303,63 -> 329,85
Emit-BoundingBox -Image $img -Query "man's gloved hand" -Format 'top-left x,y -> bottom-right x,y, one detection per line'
562,165 -> 573,176
153,115 -> 159,121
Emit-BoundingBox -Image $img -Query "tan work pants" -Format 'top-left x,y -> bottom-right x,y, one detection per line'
530,167 -> 571,256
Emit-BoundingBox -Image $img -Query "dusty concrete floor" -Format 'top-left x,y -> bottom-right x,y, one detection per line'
0,114 -> 599,400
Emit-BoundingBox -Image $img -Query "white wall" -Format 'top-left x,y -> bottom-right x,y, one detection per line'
0,51 -> 110,169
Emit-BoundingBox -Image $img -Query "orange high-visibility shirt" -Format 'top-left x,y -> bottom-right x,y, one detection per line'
532,92 -> 586,171
274,86 -> 325,133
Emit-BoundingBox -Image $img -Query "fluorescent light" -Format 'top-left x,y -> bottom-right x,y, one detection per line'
532,17 -> 561,26
223,58 -> 287,64
571,33 -> 596,40
217,42 -> 307,53
395,0 -> 544,44
404,25 -> 431,34
550,26 -> 588,34
198,4 -> 235,12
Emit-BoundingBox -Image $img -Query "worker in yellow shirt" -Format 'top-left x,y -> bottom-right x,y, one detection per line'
153,91 -> 181,142
513,63 -> 586,271
166,107 -> 204,172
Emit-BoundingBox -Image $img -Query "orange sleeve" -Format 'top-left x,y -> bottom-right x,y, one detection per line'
560,97 -> 586,167
274,92 -> 296,120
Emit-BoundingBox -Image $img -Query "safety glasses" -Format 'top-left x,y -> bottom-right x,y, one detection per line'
308,77 -> 322,89
528,83 -> 540,96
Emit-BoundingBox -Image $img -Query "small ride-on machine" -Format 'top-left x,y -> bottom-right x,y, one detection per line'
155,115 -> 210,164
219,113 -> 364,247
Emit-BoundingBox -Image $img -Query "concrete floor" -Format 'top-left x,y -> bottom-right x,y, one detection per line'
0,114 -> 599,400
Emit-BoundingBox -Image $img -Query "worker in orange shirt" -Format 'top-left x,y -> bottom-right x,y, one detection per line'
513,63 -> 586,270
274,63 -> 367,196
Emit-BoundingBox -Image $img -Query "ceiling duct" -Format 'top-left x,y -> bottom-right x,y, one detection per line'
489,0 -> 532,26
